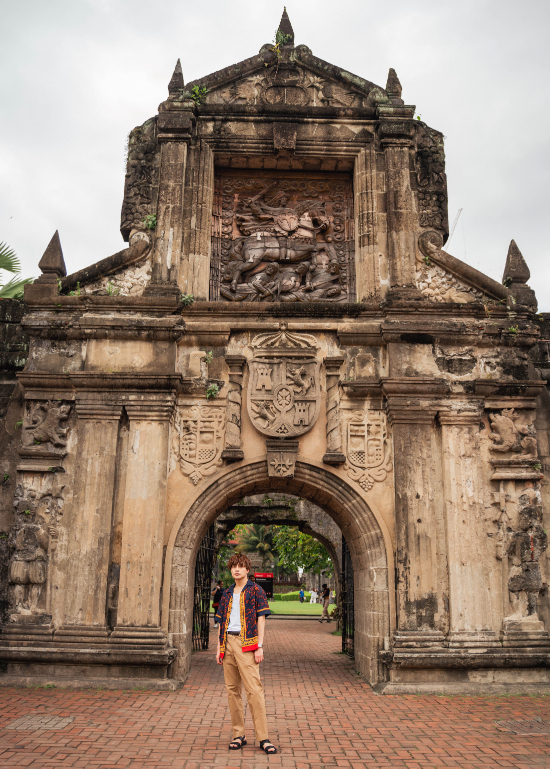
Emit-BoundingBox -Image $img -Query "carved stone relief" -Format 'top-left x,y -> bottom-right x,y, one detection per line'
211,170 -> 355,302
8,480 -> 64,619
414,124 -> 448,236
415,261 -> 484,303
120,118 -> 159,240
343,409 -> 393,491
247,328 -> 321,438
205,66 -> 365,109
488,408 -> 538,457
83,256 -> 152,297
22,401 -> 71,452
172,405 -> 225,485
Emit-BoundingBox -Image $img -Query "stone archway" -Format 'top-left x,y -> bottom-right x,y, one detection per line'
163,460 -> 393,686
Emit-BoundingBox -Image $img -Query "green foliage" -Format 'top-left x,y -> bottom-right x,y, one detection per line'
106,281 -> 120,296
422,255 -> 431,266
533,463 -> 542,471
15,421 -> 23,429
190,85 -> 209,106
0,533 -> 7,540
206,383 -> 220,399
2,474 -> 9,484
68,281 -> 81,296
272,31 -> 292,51
203,351 -> 213,364
0,241 -> 34,299
24,509 -> 31,516
272,525 -> 333,576
235,524 -> 277,568
271,591 -> 310,602
508,325 -> 519,334
143,214 -> 157,230
180,293 -> 195,306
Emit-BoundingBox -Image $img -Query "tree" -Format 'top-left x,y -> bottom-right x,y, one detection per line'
272,526 -> 333,576
234,524 -> 277,568
0,242 -> 34,299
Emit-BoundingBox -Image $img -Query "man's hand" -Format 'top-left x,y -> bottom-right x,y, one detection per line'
216,646 -> 223,665
254,648 -> 264,664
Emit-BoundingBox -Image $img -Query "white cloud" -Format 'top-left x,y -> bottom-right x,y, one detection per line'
1,0 -> 549,306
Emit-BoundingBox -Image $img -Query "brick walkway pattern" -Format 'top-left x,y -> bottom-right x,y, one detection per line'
0,619 -> 549,768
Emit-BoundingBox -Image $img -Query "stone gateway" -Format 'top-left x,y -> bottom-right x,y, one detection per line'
1,10 -> 549,694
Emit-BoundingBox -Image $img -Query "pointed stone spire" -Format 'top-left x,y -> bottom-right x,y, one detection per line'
503,239 -> 530,284
168,59 -> 184,95
386,68 -> 402,100
38,231 -> 66,278
502,240 -> 537,310
277,7 -> 294,45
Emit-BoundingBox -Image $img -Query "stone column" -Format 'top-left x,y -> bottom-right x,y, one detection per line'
354,147 -> 381,301
115,400 -> 174,634
323,356 -> 346,465
439,410 -> 500,647
379,122 -> 419,296
385,382 -> 448,646
61,403 -> 122,637
181,140 -> 214,300
221,355 -> 246,462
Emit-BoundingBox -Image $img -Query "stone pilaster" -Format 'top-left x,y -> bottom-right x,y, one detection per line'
323,356 -> 346,465
116,400 -> 174,631
221,355 -> 246,462
181,140 -> 214,299
386,398 -> 447,646
379,122 -> 419,297
354,147 -> 381,301
439,410 -> 500,648
62,404 -> 122,634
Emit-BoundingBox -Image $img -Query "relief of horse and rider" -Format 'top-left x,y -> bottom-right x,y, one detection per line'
215,177 -> 353,303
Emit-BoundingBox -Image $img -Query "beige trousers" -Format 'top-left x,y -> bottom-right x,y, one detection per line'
321,597 -> 330,619
222,634 -> 269,741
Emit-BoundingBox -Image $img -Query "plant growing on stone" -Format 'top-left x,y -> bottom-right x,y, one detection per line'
143,214 -> 157,230
180,293 -> 195,306
0,241 -> 34,299
202,351 -> 213,364
423,255 -> 431,266
68,282 -> 81,296
206,383 -> 220,399
508,326 -> 519,335
106,281 -> 120,296
190,85 -> 208,106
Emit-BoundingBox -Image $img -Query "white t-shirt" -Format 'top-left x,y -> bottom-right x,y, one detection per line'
228,592 -> 242,632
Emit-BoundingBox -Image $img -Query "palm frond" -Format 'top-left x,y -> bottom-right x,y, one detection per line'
0,242 -> 21,274
0,275 -> 34,299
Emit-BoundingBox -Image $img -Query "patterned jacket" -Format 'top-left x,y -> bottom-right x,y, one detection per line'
215,580 -> 271,659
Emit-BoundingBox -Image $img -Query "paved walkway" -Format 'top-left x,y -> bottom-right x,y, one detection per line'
0,619 -> 549,768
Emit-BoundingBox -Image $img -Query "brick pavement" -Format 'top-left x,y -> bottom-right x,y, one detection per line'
0,618 -> 549,768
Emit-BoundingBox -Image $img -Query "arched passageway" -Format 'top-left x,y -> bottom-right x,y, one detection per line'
162,460 -> 393,686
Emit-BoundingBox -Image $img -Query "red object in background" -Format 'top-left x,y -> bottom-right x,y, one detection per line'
254,573 -> 274,598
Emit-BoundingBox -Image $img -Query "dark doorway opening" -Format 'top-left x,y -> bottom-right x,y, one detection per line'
192,524 -> 216,650
341,534 -> 354,657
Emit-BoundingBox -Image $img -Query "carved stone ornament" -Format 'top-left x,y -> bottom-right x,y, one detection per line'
414,123 -> 448,237
210,170 -> 355,302
415,260 -> 484,304
174,405 -> 225,485
22,401 -> 71,453
8,480 -> 64,619
120,118 -> 159,241
344,409 -> 393,491
487,408 -> 542,481
247,328 -> 321,438
266,439 -> 298,478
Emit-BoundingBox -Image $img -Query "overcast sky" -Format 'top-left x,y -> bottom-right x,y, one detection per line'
1,0 -> 549,308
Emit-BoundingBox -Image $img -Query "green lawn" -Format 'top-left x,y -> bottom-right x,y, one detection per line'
211,600 -> 336,617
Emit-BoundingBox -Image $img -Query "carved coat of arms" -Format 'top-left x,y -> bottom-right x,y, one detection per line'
247,328 -> 321,438
176,405 -> 225,485
344,409 -> 393,491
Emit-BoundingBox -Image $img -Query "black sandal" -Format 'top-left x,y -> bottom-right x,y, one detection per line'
229,736 -> 247,750
260,739 -> 278,754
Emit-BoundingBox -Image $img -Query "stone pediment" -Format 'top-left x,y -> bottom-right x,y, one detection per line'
417,231 -> 510,305
185,46 -> 393,114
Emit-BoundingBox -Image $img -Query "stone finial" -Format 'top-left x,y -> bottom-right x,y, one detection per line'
278,7 -> 295,45
502,240 -> 537,310
168,59 -> 184,95
386,68 -> 402,100
503,239 -> 530,285
38,231 -> 66,278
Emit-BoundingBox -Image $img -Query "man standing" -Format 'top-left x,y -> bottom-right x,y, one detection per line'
215,554 -> 278,755
299,587 -> 305,604
319,583 -> 331,623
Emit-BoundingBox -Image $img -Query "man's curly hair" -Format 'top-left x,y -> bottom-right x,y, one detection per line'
227,553 -> 252,571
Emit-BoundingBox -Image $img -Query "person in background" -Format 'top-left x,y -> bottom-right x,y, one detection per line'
319,583 -> 331,623
212,580 -> 224,628
330,589 -> 335,604
299,587 -> 305,604
309,588 -> 317,604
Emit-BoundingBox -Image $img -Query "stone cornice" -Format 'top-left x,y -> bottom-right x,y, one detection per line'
22,311 -> 185,342
381,378 -> 450,398
18,372 -> 188,395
